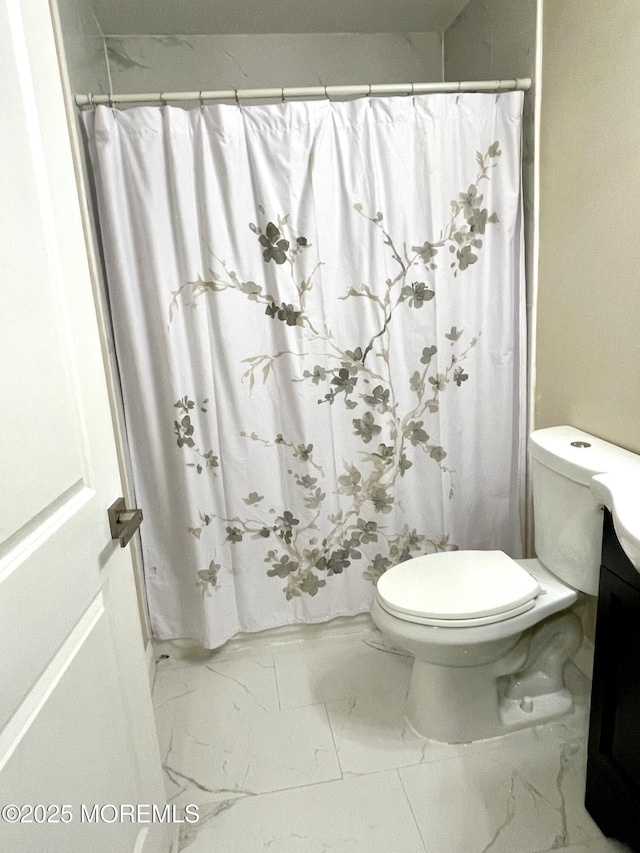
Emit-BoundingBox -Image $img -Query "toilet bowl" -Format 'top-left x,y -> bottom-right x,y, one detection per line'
371,425 -> 640,743
371,557 -> 582,742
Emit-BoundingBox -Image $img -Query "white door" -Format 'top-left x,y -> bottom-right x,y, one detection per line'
0,1 -> 170,851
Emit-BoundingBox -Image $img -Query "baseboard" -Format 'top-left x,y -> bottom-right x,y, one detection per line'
572,636 -> 594,681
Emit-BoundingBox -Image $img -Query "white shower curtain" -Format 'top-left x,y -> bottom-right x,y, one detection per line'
85,93 -> 525,649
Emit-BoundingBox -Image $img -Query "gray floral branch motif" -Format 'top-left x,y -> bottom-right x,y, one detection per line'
171,144 -> 503,597
190,428 -> 454,597
169,210 -> 314,324
169,211 -> 331,389
346,141 -> 501,358
197,559 -> 221,596
173,396 -> 219,476
241,431 -> 325,475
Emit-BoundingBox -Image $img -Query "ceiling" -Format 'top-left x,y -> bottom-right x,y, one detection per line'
91,0 -> 471,36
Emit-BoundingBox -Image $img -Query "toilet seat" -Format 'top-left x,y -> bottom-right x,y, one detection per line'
376,550 -> 542,627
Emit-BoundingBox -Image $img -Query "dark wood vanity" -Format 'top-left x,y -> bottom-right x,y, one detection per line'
586,509 -> 640,850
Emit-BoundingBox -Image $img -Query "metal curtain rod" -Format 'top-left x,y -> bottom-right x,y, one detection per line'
75,78 -> 531,108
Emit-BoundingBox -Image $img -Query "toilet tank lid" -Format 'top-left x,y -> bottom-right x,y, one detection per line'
376,551 -> 541,621
529,426 -> 640,486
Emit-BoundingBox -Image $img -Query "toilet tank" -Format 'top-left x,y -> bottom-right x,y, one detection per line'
529,426 -> 640,595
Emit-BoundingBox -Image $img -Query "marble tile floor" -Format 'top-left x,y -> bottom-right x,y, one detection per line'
152,620 -> 630,853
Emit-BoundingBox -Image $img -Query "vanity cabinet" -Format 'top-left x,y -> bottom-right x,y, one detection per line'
586,509 -> 640,851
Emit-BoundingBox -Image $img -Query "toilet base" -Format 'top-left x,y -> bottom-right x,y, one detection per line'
499,688 -> 573,731
405,656 -> 575,742
404,611 -> 583,743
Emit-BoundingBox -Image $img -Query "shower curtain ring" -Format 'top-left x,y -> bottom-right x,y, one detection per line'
324,85 -> 330,101
159,92 -> 167,109
367,84 -> 372,97
199,90 -> 205,110
235,89 -> 240,107
281,87 -> 285,103
410,82 -> 415,96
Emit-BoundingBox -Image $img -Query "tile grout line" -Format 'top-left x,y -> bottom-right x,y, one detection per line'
176,765 -> 378,807
159,712 -> 348,807
271,652 -> 283,711
153,632 -> 597,851
322,701 -> 344,780
396,768 -> 429,853
271,654 -> 285,711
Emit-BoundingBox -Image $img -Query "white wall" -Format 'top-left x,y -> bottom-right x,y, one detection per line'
103,33 -> 443,95
444,1 -> 536,83
55,0 -> 108,93
91,0 -> 468,37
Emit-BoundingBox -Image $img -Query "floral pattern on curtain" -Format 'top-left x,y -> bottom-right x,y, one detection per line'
85,93 -> 525,649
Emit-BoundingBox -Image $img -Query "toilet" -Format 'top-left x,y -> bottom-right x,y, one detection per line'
371,425 -> 640,743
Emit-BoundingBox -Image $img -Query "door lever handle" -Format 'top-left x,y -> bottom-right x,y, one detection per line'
108,497 -> 143,547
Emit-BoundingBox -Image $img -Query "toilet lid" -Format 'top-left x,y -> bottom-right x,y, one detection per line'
376,551 -> 541,622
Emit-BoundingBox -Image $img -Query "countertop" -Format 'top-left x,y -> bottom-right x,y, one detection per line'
591,472 -> 640,572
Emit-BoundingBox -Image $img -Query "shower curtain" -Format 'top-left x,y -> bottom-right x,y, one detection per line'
85,92 -> 525,649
